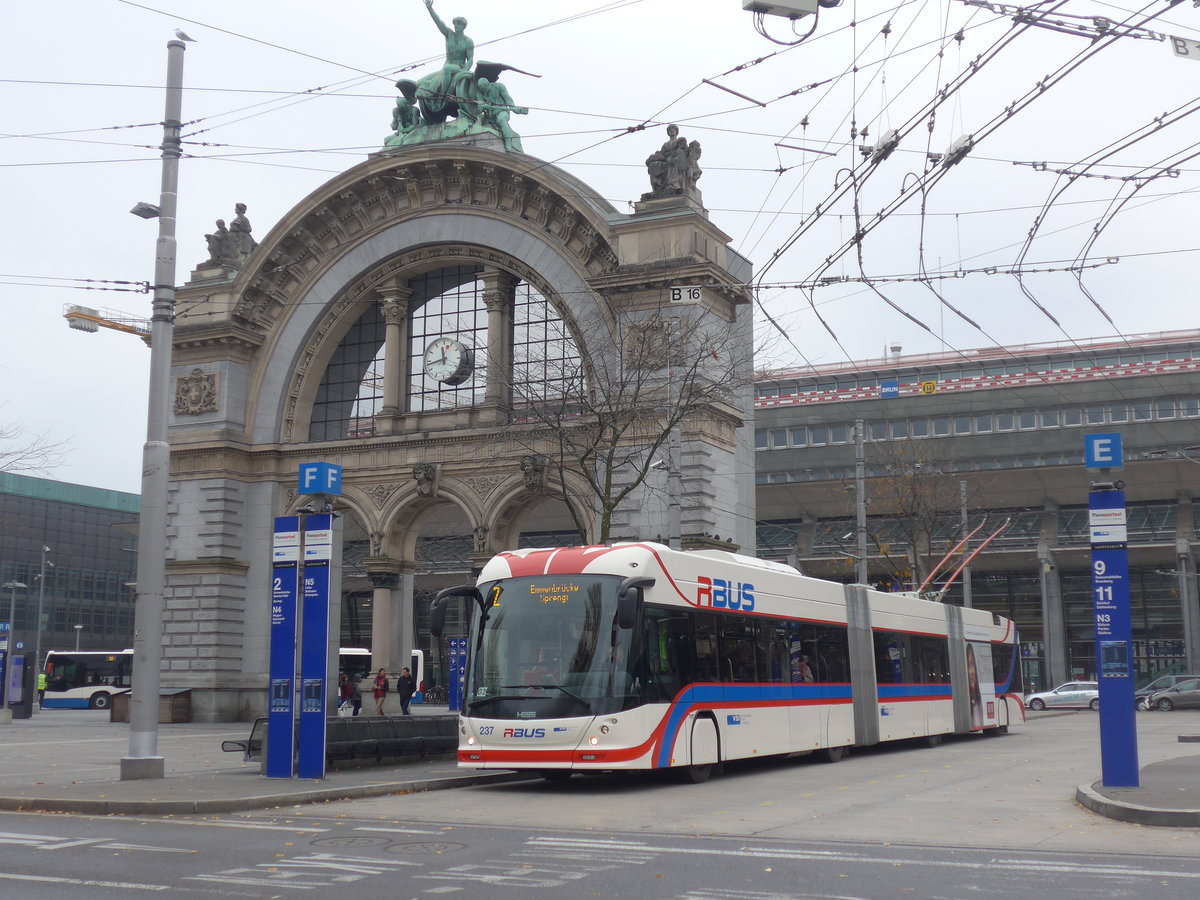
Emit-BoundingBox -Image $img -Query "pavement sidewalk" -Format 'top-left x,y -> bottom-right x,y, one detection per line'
3,708 -> 1199,824
0,707 -> 526,816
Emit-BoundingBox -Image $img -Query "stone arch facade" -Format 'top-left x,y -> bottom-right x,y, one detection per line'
163,145 -> 755,720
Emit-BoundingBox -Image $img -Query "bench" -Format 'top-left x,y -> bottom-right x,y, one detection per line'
221,714 -> 458,767
221,716 -> 266,761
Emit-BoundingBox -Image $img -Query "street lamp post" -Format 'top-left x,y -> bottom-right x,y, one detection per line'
122,36 -> 187,781
32,546 -> 51,710
2,581 -> 27,719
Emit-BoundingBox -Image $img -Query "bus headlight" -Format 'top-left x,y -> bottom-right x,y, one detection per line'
466,735 -> 476,745
589,736 -> 599,745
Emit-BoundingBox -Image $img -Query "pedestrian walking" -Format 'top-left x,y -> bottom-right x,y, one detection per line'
372,667 -> 389,716
397,666 -> 416,715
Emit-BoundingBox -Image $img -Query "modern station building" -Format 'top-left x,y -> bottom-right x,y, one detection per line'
753,329 -> 1200,692
0,472 -> 139,662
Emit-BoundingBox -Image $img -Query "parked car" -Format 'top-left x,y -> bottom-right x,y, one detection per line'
1147,678 -> 1200,711
1135,674 -> 1200,710
1025,681 -> 1100,711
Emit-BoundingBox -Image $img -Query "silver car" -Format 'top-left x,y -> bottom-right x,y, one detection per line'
1136,674 -> 1199,710
1147,678 -> 1200,711
1025,681 -> 1100,711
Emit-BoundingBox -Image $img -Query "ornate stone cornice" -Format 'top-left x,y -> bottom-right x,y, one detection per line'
231,153 -> 620,344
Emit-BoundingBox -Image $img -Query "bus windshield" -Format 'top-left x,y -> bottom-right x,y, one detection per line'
467,574 -> 640,718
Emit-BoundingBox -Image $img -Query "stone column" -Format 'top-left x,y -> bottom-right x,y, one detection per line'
480,269 -> 517,424
1175,495 -> 1200,674
375,283 -> 412,435
366,563 -> 401,673
1038,503 -> 1067,691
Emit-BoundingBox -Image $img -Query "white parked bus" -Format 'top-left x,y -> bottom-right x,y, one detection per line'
42,650 -> 133,709
338,647 -> 424,692
432,543 -> 1023,782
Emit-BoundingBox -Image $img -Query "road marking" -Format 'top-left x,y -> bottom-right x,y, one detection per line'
354,826 -> 444,835
187,852 -> 419,891
0,872 -> 171,892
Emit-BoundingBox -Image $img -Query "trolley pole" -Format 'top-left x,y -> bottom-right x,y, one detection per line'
121,37 -> 186,781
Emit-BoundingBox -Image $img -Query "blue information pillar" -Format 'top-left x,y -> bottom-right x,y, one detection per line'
447,637 -> 467,711
297,514 -> 334,780
267,517 -> 300,778
1085,432 -> 1138,788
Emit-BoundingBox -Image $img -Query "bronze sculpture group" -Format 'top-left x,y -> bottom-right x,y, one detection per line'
384,0 -> 534,152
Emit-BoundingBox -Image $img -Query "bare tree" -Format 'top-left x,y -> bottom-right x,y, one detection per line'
505,301 -> 753,544
0,418 -> 68,476
861,440 -> 979,590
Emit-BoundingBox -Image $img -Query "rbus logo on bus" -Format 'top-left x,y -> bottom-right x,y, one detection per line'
696,576 -> 755,612
503,728 -> 547,739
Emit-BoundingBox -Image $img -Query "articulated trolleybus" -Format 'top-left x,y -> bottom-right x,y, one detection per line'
431,542 -> 1023,782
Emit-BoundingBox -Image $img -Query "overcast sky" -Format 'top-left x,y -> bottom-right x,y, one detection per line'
4,0 -> 1198,494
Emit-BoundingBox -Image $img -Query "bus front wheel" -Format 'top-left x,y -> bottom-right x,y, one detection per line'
89,692 -> 111,710
819,745 -> 848,763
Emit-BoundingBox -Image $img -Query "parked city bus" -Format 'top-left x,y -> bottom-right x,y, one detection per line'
42,650 -> 133,709
338,647 -> 424,693
431,543 -> 1023,782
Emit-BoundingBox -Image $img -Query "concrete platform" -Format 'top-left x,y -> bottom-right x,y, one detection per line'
0,706 -> 528,815
1077,752 -> 1200,827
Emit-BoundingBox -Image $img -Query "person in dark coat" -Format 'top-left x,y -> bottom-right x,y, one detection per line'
397,666 -> 417,715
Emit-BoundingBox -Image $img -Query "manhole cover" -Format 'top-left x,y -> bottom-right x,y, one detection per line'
387,841 -> 467,855
311,836 -> 391,848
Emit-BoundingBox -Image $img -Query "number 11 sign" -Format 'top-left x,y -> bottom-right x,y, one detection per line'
1089,486 -> 1138,787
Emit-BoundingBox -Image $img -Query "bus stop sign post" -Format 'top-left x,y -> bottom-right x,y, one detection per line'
267,517 -> 300,779
1085,432 -> 1139,788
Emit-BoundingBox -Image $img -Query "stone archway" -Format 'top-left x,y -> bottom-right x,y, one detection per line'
162,144 -> 753,720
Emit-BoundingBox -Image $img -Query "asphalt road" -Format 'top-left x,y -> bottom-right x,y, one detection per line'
0,809 -> 1198,899
1,709 -> 1198,898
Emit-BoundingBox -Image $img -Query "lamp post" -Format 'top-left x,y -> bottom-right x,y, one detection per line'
2,581 -> 27,715
32,546 -> 51,709
122,36 -> 187,781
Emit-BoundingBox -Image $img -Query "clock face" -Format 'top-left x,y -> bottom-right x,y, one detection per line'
423,337 -> 474,385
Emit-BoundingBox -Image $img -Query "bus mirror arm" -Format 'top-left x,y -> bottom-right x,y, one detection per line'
430,584 -> 484,637
617,576 -> 655,630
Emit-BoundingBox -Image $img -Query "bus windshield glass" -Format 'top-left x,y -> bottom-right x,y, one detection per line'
467,574 -> 640,718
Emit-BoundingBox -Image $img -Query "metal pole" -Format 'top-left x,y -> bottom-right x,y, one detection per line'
960,480 -> 973,608
122,38 -> 185,781
74,625 -> 83,652
854,420 -> 868,585
33,546 -> 50,708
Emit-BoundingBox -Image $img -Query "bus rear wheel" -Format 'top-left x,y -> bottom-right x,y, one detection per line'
89,692 -> 111,710
819,745 -> 848,763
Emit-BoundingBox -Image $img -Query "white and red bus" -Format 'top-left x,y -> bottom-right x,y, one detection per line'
431,542 -> 1022,782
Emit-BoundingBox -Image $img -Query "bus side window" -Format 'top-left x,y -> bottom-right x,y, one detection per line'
644,609 -> 684,701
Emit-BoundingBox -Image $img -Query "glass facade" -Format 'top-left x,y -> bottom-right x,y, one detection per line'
0,473 -> 138,661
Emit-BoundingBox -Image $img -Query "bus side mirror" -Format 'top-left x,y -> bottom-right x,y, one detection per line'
616,576 -> 654,630
430,584 -> 484,637
430,597 -> 447,638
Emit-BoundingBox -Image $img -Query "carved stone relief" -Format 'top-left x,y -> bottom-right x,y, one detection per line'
174,368 -> 219,416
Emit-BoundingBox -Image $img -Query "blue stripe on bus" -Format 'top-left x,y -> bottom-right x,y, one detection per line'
40,698 -> 90,709
655,683 -> 853,768
876,684 -> 953,700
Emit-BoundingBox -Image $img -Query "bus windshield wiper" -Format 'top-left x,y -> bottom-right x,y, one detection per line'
469,683 -> 591,711
538,682 -> 591,710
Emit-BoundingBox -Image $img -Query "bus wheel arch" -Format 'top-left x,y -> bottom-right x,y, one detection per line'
678,714 -> 720,783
